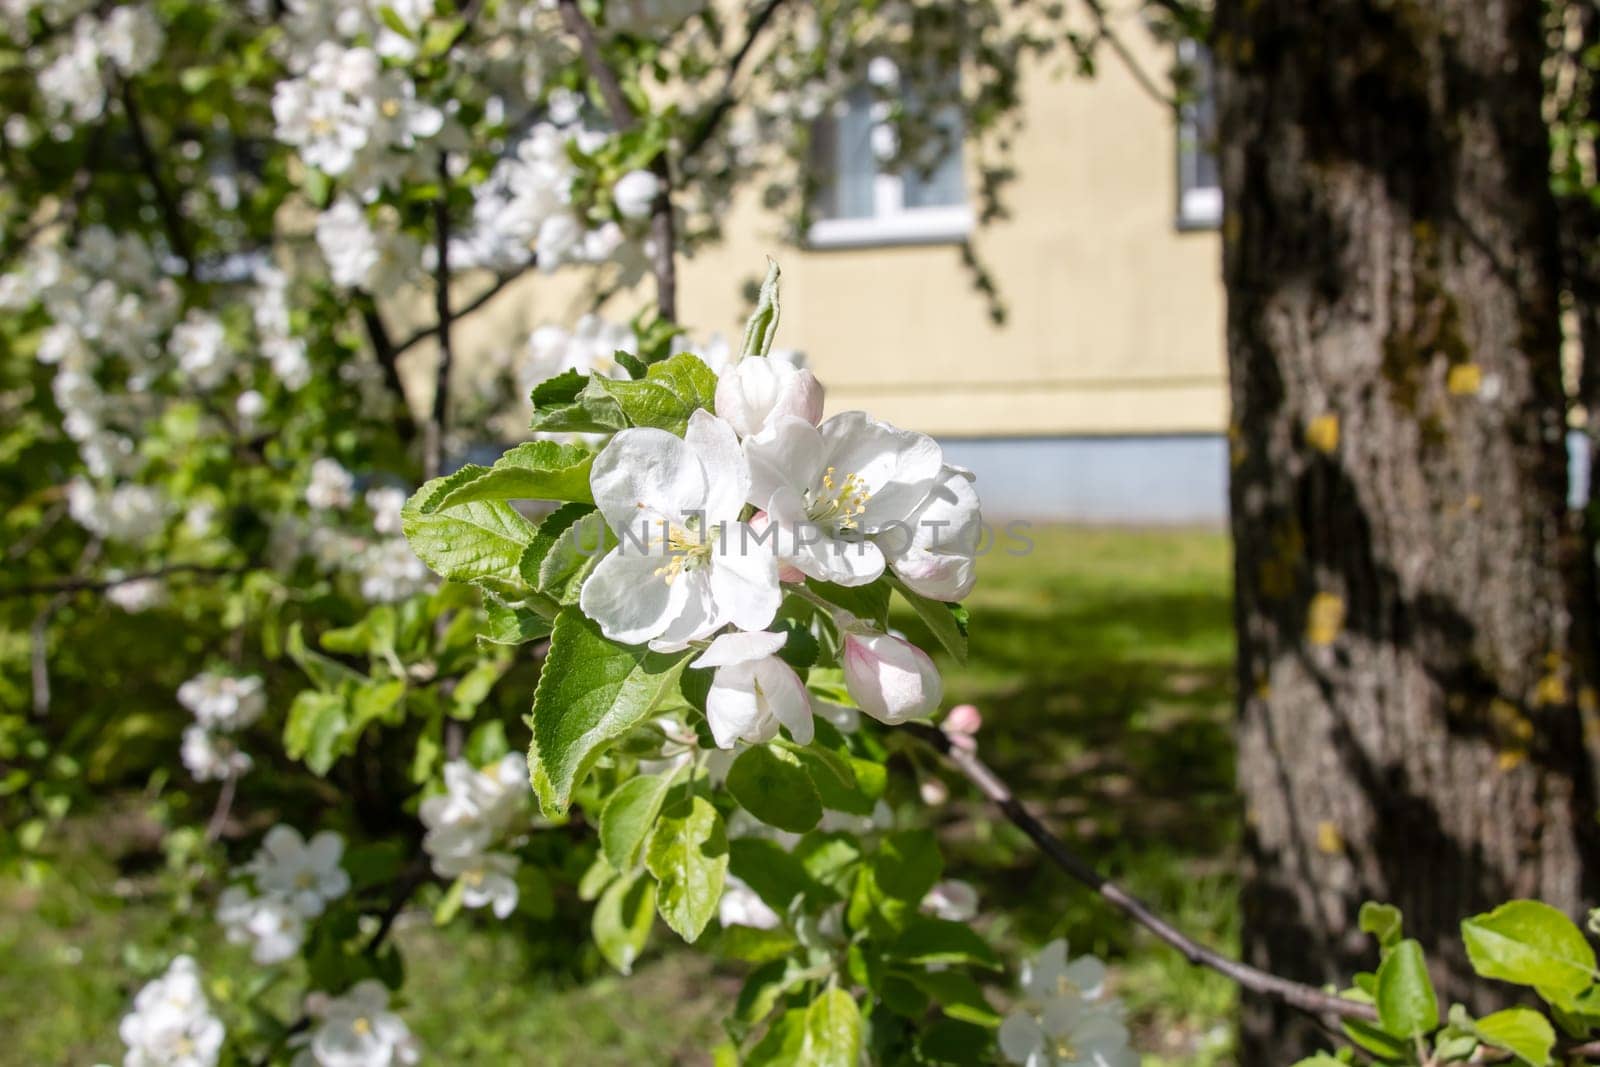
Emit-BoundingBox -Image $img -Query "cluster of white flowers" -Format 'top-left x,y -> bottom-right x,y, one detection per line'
251,264 -> 312,390
217,826 -> 350,965
524,314 -> 635,389
315,198 -> 422,294
451,122 -> 643,276
179,671 -> 267,782
306,458 -> 357,511
1,228 -> 180,477
169,311 -> 237,390
291,980 -> 420,1067
117,955 -> 224,1067
419,754 -> 530,919
922,878 -> 979,922
576,350 -> 977,747
35,4 -> 163,128
605,0 -> 706,35
272,41 -> 444,196
275,473 -> 432,602
105,574 -> 169,614
66,476 -> 169,544
999,941 -> 1137,1067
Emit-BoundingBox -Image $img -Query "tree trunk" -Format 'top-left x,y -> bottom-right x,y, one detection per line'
1212,0 -> 1600,1061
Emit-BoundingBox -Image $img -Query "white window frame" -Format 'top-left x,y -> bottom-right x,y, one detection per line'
807,86 -> 973,250
1177,39 -> 1222,230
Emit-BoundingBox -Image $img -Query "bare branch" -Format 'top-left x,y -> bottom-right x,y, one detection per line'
359,298 -> 420,444
903,722 -> 1378,1026
1077,0 -> 1178,112
425,156 -> 455,481
682,0 -> 791,163
393,262 -> 536,356
1,561 -> 241,600
556,0 -> 679,322
119,80 -> 197,279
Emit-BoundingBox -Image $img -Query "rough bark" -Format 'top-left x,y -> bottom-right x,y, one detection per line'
1212,0 -> 1600,1061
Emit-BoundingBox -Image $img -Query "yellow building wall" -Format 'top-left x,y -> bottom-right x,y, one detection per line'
437,20 -> 1227,441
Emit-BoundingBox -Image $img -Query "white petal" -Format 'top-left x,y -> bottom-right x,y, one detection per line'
684,410 -> 749,522
648,569 -> 722,651
693,629 -> 787,668
819,410 -> 942,528
754,656 -> 814,744
590,427 -> 708,535
709,528 -> 782,632
705,663 -> 774,748
579,548 -> 684,645
882,465 -> 980,601
792,531 -> 885,587
998,1011 -> 1046,1065
744,416 -> 825,511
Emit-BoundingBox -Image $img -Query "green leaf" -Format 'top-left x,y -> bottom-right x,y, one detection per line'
746,1009 -> 807,1067
1375,939 -> 1438,1038
600,770 -> 678,871
799,987 -> 862,1067
479,595 -> 554,647
1359,901 -> 1404,952
434,876 -> 466,926
403,478 -> 535,587
900,969 -> 1001,1026
887,573 -> 968,662
528,371 -> 627,434
810,577 -> 890,630
872,830 -> 943,902
727,744 -> 823,833
593,869 -> 656,975
729,837 -> 825,915
1470,1007 -> 1556,1066
283,690 -> 348,775
888,918 -> 1003,971
287,623 -> 366,692
423,441 -> 595,511
916,1019 -> 994,1065
644,795 -> 729,942
1462,900 -> 1598,997
526,610 -> 690,814
1289,1056 -> 1348,1067
535,509 -> 614,604
586,353 -> 719,434
741,258 -> 782,358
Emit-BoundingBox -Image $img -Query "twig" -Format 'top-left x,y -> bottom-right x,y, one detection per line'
556,0 -> 679,322
681,0 -> 791,162
0,561 -> 240,600
119,80 -> 196,279
903,722 -> 1377,1025
425,156 -> 454,481
205,773 -> 238,843
393,262 -> 536,356
1077,0 -> 1177,112
358,298 -> 419,444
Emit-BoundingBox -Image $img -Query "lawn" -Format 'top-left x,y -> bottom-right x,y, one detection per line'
0,526 -> 1237,1065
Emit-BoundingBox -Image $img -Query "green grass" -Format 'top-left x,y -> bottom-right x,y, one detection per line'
0,526 -> 1237,1065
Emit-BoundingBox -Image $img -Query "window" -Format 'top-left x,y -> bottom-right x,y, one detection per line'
809,72 -> 972,249
1177,40 -> 1221,229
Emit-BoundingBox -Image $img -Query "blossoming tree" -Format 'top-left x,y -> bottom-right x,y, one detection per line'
3,1 -> 1599,1065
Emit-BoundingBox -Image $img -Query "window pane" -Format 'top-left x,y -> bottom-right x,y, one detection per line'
816,86 -> 878,219
1179,45 -> 1220,195
901,103 -> 965,209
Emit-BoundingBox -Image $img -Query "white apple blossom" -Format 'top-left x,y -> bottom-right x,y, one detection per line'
420,754 -> 528,864
580,411 -> 781,649
524,314 -> 633,388
357,537 -> 433,603
743,411 -> 942,587
306,458 -> 356,510
923,879 -> 979,922
182,725 -> 253,782
366,487 -> 408,536
880,464 -> 981,601
691,630 -> 814,748
118,955 -> 224,1067
714,356 -> 825,439
606,0 -> 705,35
999,940 -> 1135,1067
433,850 -> 521,918
236,389 -> 267,424
719,874 -> 781,930
170,312 -> 232,389
291,980 -> 419,1067
841,625 -> 942,724
246,825 -> 351,917
315,199 -> 421,293
103,5 -> 164,75
217,885 -> 306,964
67,478 -> 169,543
106,575 -> 168,613
612,168 -> 661,220
38,24 -> 104,123
178,672 -> 267,731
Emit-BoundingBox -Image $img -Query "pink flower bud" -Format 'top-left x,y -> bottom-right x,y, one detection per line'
943,703 -> 981,736
842,626 -> 942,725
714,357 -> 825,438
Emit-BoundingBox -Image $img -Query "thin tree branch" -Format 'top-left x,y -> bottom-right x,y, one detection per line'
358,298 -> 420,444
393,262 -> 536,357
119,80 -> 196,279
556,0 -> 679,322
1,561 -> 240,600
903,722 -> 1377,1025
681,0 -> 791,163
1078,0 -> 1178,112
425,156 -> 455,481
204,773 -> 239,843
